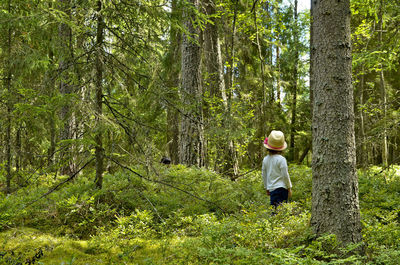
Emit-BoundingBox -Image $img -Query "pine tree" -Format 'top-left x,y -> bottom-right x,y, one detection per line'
310,0 -> 362,245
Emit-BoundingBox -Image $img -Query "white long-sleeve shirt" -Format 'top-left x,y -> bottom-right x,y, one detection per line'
262,154 -> 292,191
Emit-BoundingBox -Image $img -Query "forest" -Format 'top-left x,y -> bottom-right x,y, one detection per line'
0,0 -> 399,264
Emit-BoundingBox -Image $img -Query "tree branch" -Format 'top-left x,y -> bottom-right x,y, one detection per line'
108,156 -> 225,213
23,158 -> 95,208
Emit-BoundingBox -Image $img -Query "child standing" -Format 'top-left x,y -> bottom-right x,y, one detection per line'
262,130 -> 292,207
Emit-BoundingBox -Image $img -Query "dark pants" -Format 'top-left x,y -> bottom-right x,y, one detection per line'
270,187 -> 289,207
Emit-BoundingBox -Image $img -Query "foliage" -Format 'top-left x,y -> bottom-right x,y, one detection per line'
0,165 -> 400,264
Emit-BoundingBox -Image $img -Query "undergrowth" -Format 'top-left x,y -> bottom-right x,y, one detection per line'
0,165 -> 399,264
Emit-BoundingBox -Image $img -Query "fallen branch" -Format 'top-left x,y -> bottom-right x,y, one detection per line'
23,158 -> 95,209
108,156 -> 225,213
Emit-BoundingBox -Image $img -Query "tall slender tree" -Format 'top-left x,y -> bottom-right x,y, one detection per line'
58,0 -> 74,176
378,0 -> 388,167
3,0 -> 13,193
289,0 -> 299,162
311,0 -> 362,244
94,0 -> 105,189
165,0 -> 181,165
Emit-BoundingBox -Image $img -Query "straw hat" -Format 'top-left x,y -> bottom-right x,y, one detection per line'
263,130 -> 287,151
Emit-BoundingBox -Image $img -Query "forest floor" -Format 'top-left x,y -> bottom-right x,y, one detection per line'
1,165 -> 400,264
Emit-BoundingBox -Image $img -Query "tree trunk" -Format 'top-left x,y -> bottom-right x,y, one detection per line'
179,0 -> 204,166
298,141 -> 311,164
225,0 -> 240,177
358,67 -> 367,167
94,0 -> 105,189
58,0 -> 74,176
309,0 -> 314,122
15,127 -> 21,173
4,0 -> 13,194
290,0 -> 299,163
276,45 -> 281,107
253,3 -> 268,162
380,70 -> 388,166
46,47 -> 57,169
378,0 -> 388,167
311,0 -> 362,245
203,0 -> 228,104
5,105 -> 12,194
166,0 -> 181,165
227,0 -> 238,97
203,0 -> 238,178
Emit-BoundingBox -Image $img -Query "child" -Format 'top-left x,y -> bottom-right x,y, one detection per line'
262,130 -> 292,207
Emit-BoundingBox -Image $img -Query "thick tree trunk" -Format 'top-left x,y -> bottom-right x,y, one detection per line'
311,0 -> 362,245
179,0 -> 204,166
203,0 -> 228,104
94,0 -> 104,189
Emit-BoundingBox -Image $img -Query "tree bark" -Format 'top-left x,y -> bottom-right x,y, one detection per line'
311,0 -> 362,245
179,0 -> 204,166
94,0 -> 105,189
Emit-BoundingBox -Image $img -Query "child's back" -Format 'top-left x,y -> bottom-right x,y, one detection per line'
262,131 -> 292,206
